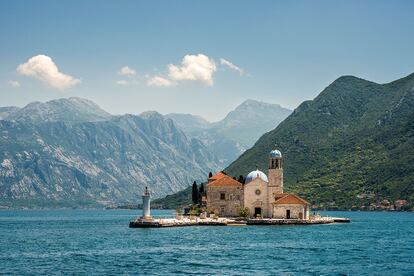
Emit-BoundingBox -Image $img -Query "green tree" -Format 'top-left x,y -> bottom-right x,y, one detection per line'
238,207 -> 250,219
199,183 -> 205,195
192,181 -> 199,204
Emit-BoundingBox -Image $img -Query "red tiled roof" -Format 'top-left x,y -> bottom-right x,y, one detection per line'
208,171 -> 227,181
273,193 -> 309,205
274,193 -> 289,200
208,175 -> 242,187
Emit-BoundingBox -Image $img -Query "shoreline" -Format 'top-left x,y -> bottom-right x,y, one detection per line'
0,206 -> 412,212
129,216 -> 351,228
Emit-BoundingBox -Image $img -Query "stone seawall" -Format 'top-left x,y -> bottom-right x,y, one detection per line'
129,217 -> 228,228
129,216 -> 350,228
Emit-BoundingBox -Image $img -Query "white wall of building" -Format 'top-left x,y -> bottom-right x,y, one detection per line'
244,178 -> 270,217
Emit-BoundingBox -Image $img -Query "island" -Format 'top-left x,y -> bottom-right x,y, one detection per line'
130,148 -> 350,228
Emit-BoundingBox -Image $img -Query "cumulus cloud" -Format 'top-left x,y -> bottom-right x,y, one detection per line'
8,80 -> 21,88
220,58 -> 243,75
168,54 -> 217,85
117,66 -> 136,76
17,55 -> 80,90
147,76 -> 174,87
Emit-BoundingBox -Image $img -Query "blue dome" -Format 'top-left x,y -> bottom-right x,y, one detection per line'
245,170 -> 268,184
270,149 -> 282,158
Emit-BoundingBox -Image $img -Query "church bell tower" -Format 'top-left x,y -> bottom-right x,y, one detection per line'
268,149 -> 283,194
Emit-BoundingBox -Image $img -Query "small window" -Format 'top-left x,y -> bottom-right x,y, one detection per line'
255,189 -> 261,195
220,193 -> 226,200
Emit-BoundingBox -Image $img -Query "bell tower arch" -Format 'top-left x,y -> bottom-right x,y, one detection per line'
268,149 -> 283,194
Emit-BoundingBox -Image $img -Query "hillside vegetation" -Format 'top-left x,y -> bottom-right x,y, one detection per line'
225,73 -> 414,209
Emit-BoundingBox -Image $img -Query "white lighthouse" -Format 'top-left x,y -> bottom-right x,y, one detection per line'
142,186 -> 152,220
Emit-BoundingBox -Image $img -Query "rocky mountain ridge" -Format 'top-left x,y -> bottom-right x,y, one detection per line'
0,98 -> 220,208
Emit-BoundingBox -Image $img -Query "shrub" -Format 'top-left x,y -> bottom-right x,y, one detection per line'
238,207 -> 250,219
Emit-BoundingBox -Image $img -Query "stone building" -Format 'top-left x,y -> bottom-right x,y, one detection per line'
273,194 -> 310,219
206,174 -> 243,217
206,148 -> 310,219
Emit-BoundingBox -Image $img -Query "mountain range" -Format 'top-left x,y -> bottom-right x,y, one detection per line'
166,100 -> 291,165
0,97 -> 287,208
0,98 -> 222,207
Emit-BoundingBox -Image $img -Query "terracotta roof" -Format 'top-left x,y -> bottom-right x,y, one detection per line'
273,193 -> 309,205
274,193 -> 290,200
208,171 -> 227,181
208,175 -> 243,187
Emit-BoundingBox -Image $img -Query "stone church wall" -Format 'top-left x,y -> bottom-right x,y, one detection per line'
243,178 -> 270,218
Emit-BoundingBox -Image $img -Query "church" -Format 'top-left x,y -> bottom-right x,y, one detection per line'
206,149 -> 310,219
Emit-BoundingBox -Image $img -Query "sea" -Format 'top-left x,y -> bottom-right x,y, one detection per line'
0,210 -> 413,275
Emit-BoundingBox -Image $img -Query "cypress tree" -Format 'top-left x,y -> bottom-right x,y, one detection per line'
238,175 -> 245,184
208,172 -> 213,178
199,183 -> 205,195
192,181 -> 199,204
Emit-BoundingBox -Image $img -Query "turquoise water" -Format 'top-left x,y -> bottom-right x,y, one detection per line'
0,210 -> 413,275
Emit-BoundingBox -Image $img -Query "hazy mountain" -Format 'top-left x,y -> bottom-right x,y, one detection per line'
225,73 -> 414,209
0,106 -> 20,120
166,100 -> 291,166
6,97 -> 112,123
0,99 -> 220,208
211,100 -> 292,147
165,113 -> 210,133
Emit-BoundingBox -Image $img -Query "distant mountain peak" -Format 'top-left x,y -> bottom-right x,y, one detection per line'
221,99 -> 291,123
139,110 -> 164,119
240,99 -> 263,105
5,97 -> 112,123
166,112 -> 210,123
237,99 -> 286,110
0,106 -> 20,120
166,99 -> 292,166
165,113 -> 210,132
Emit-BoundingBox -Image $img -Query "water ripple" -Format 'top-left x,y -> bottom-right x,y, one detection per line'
0,210 -> 413,275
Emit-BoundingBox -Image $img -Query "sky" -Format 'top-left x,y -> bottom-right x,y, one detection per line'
1,0 -> 413,121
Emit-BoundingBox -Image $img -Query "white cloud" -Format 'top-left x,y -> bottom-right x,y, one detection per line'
116,80 -> 129,86
168,54 -> 217,85
147,76 -> 174,87
8,80 -> 21,88
220,58 -> 243,75
117,66 -> 136,76
17,55 -> 80,90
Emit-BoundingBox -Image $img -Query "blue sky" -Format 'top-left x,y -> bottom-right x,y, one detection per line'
1,0 -> 413,121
